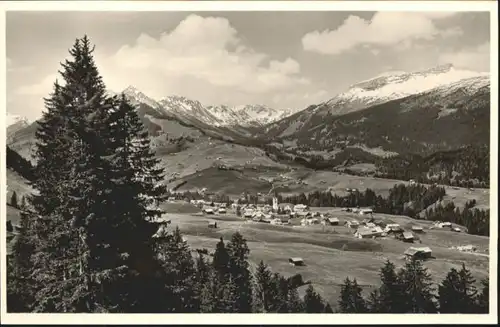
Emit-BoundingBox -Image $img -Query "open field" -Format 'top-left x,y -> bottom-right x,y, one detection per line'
158,202 -> 489,308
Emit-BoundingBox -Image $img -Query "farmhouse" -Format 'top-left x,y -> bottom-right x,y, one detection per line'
354,226 -> 383,239
385,224 -> 403,233
244,209 -> 254,218
208,221 -> 218,228
359,208 -> 374,215
327,217 -> 340,225
203,207 -> 215,214
289,257 -> 305,266
404,247 -> 432,260
401,232 -> 415,243
346,220 -> 360,228
456,245 -> 477,252
412,225 -> 424,233
294,204 -> 309,212
438,222 -> 452,228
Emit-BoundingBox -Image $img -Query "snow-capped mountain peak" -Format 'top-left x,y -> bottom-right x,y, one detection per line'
322,64 -> 490,116
115,86 -> 296,128
6,113 -> 30,128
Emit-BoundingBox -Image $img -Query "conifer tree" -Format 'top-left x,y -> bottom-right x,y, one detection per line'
227,232 -> 253,312
476,278 -> 489,313
303,284 -> 326,313
398,259 -> 437,313
254,260 -> 273,312
6,211 -> 36,312
155,227 -> 198,312
338,278 -> 367,313
438,264 -> 478,313
288,286 -> 305,313
13,35 -> 168,313
371,260 -> 405,313
10,191 -> 18,208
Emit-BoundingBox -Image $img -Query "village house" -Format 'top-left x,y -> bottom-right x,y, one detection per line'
456,245 -> 477,252
289,257 -> 305,266
208,221 -> 218,228
294,204 -> 309,212
404,247 -> 432,260
354,226 -> 383,239
411,225 -> 424,233
218,207 -> 227,214
384,224 -> 403,233
401,232 -> 415,243
346,220 -> 360,228
203,207 -> 215,214
327,217 -> 340,225
359,208 -> 374,215
437,222 -> 452,228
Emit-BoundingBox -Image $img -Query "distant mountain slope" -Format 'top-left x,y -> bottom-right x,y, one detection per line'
120,86 -> 297,129
263,65 -> 490,157
6,113 -> 30,140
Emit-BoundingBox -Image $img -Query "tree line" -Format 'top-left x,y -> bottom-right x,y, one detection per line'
6,146 -> 35,181
280,184 -> 488,236
424,200 -> 490,237
374,145 -> 489,188
338,259 -> 488,313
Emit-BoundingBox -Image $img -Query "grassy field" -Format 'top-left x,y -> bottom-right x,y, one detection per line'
158,203 -> 489,308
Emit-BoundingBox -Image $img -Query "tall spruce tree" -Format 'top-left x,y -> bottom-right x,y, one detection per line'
227,232 -> 253,312
370,260 -> 405,313
303,285 -> 326,313
398,259 -> 437,313
476,278 -> 489,313
155,227 -> 198,312
14,36 -> 168,313
10,191 -> 18,208
254,260 -> 273,312
438,264 -> 478,313
338,278 -> 367,313
6,211 -> 36,312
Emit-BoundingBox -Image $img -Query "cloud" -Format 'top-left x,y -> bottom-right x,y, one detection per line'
302,12 -> 461,55
439,42 -> 490,72
98,14 -> 309,97
15,73 -> 58,95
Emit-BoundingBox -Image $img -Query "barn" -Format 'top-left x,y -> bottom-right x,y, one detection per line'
289,257 -> 305,266
404,247 -> 432,260
327,217 -> 340,225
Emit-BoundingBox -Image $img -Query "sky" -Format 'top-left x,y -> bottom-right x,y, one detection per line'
6,11 -> 491,121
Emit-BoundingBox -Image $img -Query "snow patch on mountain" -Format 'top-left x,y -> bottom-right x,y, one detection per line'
322,64 -> 490,117
6,113 -> 30,128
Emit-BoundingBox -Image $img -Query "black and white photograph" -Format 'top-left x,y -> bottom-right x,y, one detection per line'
1,1 -> 497,324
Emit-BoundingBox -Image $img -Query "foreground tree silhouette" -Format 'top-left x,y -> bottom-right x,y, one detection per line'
7,36 -> 168,312
303,284 -> 328,313
338,278 -> 367,313
438,264 -> 478,313
398,259 -> 437,313
10,191 -> 18,208
369,260 -> 405,313
476,278 -> 489,313
227,232 -> 254,312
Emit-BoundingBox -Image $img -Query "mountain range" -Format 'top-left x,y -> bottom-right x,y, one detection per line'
6,63 -> 490,166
